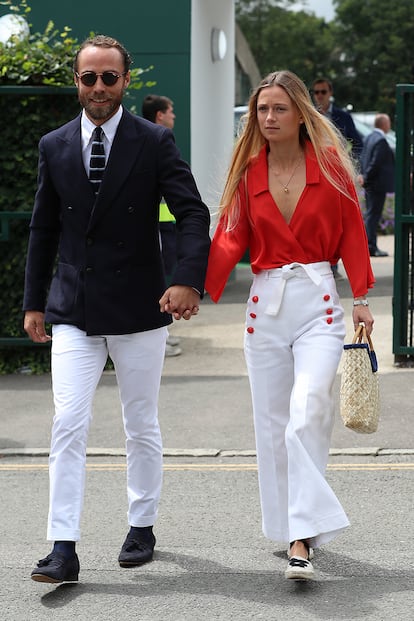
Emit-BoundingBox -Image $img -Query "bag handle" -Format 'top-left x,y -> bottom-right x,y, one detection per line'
352,323 -> 373,348
352,323 -> 378,372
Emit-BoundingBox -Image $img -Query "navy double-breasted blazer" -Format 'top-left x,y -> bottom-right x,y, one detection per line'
23,108 -> 211,335
360,129 -> 395,194
330,105 -> 363,161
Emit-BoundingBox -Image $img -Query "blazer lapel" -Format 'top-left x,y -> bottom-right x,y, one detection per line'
87,110 -> 148,232
57,116 -> 90,188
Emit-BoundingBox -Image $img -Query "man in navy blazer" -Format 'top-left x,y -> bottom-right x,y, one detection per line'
312,77 -> 363,279
311,78 -> 363,162
24,35 -> 210,584
358,113 -> 395,256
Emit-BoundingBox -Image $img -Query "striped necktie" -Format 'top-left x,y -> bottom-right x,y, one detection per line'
89,126 -> 106,195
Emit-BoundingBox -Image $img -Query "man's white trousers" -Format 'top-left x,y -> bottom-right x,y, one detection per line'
47,324 -> 167,541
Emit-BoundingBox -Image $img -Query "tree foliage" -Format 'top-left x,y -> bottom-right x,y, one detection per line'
236,0 -> 414,116
236,1 -> 344,102
237,3 -> 338,88
333,0 -> 414,113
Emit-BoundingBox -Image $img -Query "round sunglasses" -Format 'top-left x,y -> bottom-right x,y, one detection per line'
75,71 -> 127,87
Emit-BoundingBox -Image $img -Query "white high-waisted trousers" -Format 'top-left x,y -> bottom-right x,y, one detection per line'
47,324 -> 167,541
244,262 -> 350,548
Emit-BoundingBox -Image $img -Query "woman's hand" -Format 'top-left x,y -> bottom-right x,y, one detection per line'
352,306 -> 374,335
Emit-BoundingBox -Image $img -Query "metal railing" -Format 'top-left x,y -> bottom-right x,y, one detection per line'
393,84 -> 414,365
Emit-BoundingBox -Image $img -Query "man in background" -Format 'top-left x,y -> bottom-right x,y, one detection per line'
311,77 -> 363,162
312,77 -> 363,279
358,113 -> 395,257
142,94 -> 182,356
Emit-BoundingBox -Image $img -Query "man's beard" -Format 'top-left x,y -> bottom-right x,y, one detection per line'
79,92 -> 122,122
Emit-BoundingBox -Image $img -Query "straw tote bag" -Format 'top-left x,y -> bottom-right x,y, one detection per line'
340,324 -> 380,433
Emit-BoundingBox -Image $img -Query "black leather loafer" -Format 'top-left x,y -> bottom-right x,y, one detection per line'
118,530 -> 156,567
31,551 -> 80,583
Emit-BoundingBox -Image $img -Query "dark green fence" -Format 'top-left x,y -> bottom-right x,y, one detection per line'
393,84 -> 414,365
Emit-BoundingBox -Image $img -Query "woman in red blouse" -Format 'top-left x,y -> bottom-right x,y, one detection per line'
205,71 -> 374,581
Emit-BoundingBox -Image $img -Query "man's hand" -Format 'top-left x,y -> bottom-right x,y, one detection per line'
159,285 -> 200,320
24,311 -> 52,343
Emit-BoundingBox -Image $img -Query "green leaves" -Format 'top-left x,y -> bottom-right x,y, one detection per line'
333,0 -> 414,112
0,2 -> 76,86
236,0 -> 414,116
236,2 -> 339,98
0,1 -> 155,90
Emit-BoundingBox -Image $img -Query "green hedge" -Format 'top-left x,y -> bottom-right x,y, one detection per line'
0,1 -> 82,372
0,90 -> 81,373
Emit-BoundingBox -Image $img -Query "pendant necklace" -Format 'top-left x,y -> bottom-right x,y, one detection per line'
269,155 -> 302,194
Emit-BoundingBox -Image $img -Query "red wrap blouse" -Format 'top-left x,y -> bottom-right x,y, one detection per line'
206,143 -> 374,302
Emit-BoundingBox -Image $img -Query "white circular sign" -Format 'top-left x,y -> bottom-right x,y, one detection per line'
0,14 -> 30,44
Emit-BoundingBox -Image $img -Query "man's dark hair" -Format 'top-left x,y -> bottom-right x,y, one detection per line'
312,77 -> 333,92
142,95 -> 173,123
73,34 -> 132,73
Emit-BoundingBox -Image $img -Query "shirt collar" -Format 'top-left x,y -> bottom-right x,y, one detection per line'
81,105 -> 123,148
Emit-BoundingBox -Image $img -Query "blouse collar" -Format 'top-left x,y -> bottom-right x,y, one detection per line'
249,142 -> 320,196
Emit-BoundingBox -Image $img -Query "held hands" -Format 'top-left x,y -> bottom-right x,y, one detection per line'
24,311 -> 52,343
159,285 -> 200,320
352,306 -> 374,336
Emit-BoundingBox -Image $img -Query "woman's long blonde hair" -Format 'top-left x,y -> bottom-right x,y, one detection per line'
220,70 -> 358,228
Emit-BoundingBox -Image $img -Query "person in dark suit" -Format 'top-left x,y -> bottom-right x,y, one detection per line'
23,34 -> 210,584
142,94 -> 177,286
141,94 -> 182,357
358,113 -> 395,256
312,77 -> 364,280
311,78 -> 363,162
141,95 -> 177,286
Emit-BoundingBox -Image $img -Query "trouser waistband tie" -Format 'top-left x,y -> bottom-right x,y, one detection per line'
263,261 -> 333,316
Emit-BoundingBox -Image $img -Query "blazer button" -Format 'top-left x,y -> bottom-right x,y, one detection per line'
86,237 -> 93,246
128,206 -> 135,213
85,267 -> 93,273
117,241 -> 124,248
